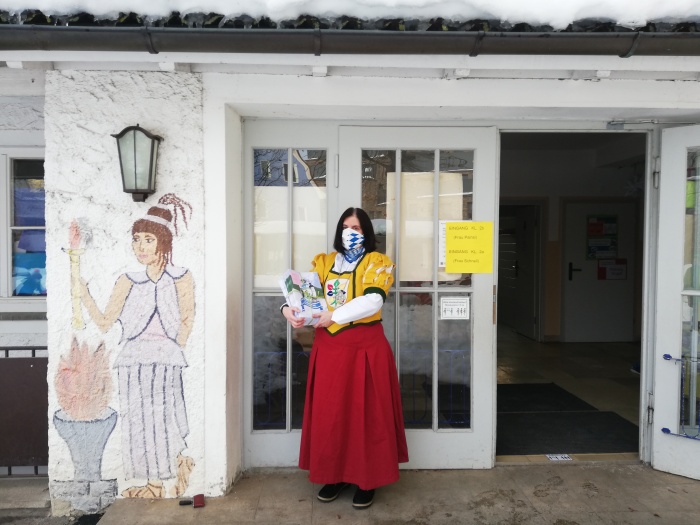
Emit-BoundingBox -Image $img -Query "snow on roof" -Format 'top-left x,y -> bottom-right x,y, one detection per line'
1,0 -> 699,31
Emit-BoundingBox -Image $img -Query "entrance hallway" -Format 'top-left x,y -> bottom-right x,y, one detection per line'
497,325 -> 641,461
95,464 -> 700,524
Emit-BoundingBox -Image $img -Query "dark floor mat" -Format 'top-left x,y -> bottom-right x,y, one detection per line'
497,383 -> 598,413
74,514 -> 103,524
496,411 -> 639,455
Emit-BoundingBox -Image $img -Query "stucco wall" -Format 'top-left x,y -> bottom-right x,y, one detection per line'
44,70 -> 206,515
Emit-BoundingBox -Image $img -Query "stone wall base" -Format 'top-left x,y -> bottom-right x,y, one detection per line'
49,479 -> 117,515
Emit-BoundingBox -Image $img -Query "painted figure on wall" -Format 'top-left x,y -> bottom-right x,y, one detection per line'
79,193 -> 196,499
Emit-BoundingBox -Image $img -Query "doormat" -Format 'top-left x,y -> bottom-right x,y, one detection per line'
496,411 -> 639,455
497,383 -> 597,413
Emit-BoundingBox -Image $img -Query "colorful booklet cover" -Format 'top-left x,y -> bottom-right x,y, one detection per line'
279,270 -> 328,326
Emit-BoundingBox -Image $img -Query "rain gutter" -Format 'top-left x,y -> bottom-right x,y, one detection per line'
1,25 -> 699,58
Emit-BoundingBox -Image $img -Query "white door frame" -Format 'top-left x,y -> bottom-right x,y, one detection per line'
238,118 -> 666,470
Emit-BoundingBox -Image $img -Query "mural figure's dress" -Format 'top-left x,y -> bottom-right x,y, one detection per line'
114,265 -> 189,480
299,251 -> 408,490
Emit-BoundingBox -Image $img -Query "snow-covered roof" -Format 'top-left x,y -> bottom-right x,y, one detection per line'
2,9 -> 699,33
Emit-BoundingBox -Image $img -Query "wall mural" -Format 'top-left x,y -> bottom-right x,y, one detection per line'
52,194 -> 196,512
51,337 -> 118,513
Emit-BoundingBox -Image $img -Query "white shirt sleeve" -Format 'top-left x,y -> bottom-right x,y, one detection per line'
331,293 -> 384,325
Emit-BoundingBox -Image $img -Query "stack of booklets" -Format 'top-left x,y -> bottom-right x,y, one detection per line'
279,270 -> 328,326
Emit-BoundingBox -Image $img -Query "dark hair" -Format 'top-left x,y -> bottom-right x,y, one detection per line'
333,207 -> 377,254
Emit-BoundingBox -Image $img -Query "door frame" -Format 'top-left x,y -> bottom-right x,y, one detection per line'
242,121 -> 501,469
497,127 -> 654,464
240,120 -> 664,469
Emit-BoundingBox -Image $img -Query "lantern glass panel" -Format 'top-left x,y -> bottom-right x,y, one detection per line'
134,130 -> 154,191
149,140 -> 159,189
117,130 -> 136,191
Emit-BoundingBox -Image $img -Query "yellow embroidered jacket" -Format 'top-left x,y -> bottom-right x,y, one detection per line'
311,251 -> 395,335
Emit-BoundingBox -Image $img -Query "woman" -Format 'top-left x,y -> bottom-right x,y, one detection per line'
80,193 -> 195,499
282,207 -> 408,509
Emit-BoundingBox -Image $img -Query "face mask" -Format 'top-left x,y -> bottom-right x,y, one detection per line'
342,228 -> 364,253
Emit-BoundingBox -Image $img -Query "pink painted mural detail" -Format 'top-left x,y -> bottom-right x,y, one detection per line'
55,338 -> 112,421
52,337 -> 118,513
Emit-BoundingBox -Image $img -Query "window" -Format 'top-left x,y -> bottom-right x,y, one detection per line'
0,149 -> 46,312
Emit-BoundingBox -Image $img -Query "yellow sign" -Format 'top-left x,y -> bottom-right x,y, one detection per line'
444,221 -> 493,274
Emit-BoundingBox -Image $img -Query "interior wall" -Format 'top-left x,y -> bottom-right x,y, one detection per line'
500,137 -> 645,340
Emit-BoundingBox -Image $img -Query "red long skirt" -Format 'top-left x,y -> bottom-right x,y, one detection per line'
298,323 -> 409,490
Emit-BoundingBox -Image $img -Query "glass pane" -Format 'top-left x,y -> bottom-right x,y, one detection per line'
12,159 -> 45,227
398,150 -> 435,287
681,148 -> 700,436
437,292 -> 472,429
439,150 -> 474,286
292,150 -> 327,272
253,295 -> 288,430
382,292 -> 396,353
291,326 -> 315,429
12,230 -> 46,296
362,150 -> 396,256
254,149 -> 289,288
399,292 -> 433,429
681,295 -> 700,436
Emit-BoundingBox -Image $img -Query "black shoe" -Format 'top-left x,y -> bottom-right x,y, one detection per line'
352,488 -> 375,509
317,483 -> 350,502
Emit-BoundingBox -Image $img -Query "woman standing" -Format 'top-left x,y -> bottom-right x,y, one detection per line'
80,193 -> 195,499
282,207 -> 408,509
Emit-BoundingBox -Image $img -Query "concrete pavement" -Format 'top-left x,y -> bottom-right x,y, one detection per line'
4,460 -> 700,524
95,461 -> 700,524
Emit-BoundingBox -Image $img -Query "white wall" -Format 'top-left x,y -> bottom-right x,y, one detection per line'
0,69 -> 47,347
43,70 -> 222,514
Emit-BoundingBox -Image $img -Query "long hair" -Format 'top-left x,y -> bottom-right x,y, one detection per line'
333,207 -> 377,254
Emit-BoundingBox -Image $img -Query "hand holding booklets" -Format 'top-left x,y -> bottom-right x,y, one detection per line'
279,270 -> 328,326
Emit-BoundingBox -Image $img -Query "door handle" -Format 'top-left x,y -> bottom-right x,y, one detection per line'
568,262 -> 582,281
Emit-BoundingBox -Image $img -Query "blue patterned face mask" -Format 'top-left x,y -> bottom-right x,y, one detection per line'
342,228 -> 365,262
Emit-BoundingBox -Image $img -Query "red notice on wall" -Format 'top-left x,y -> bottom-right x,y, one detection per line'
598,259 -> 627,280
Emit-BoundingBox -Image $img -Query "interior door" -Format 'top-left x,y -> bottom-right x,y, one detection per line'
339,126 -> 499,468
498,205 -> 540,340
653,125 -> 700,480
562,201 -> 637,342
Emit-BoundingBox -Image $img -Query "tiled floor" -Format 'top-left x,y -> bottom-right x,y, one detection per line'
496,325 -> 641,460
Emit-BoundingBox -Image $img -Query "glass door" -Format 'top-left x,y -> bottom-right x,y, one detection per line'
339,127 -> 499,468
653,124 -> 700,479
244,121 -> 338,467
243,122 -> 499,469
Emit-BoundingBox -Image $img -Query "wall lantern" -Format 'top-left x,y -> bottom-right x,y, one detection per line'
111,124 -> 163,202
